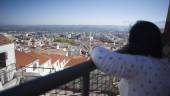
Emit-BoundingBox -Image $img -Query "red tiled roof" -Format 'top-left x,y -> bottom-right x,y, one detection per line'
40,53 -> 68,64
65,56 -> 88,67
48,54 -> 61,64
0,34 -> 11,44
15,50 -> 37,69
37,49 -> 65,55
27,51 -> 50,65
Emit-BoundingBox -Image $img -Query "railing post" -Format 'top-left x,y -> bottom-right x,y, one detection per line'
82,72 -> 90,96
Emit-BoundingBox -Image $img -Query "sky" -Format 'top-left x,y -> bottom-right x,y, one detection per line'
0,0 -> 169,25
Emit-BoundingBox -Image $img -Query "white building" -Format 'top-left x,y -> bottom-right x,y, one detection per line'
27,51 -> 52,76
0,34 -> 16,89
46,54 -> 69,71
0,34 -> 18,90
15,50 -> 39,73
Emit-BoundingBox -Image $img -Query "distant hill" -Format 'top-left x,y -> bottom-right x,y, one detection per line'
0,25 -> 129,32
0,22 -> 165,33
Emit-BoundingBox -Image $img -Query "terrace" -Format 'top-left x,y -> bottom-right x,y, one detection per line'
0,60 -> 119,96
0,2 -> 169,96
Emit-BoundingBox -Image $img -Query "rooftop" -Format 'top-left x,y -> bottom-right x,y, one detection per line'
35,48 -> 66,55
27,51 -> 50,65
0,34 -> 11,45
40,53 -> 68,64
15,50 -> 37,69
65,56 -> 88,67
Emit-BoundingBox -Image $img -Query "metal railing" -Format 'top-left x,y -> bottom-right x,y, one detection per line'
0,60 -> 98,96
0,63 -> 16,84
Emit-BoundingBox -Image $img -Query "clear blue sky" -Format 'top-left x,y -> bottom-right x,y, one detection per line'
0,0 -> 169,25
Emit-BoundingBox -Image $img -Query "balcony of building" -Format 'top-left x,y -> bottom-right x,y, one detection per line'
0,60 -> 120,96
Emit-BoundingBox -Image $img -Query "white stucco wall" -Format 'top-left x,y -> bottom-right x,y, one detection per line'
0,43 -> 16,66
24,59 -> 39,73
53,60 -> 60,71
0,43 -> 16,84
53,59 -> 69,71
39,60 -> 52,76
17,59 -> 39,74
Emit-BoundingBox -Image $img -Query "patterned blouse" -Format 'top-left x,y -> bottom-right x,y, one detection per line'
91,47 -> 170,96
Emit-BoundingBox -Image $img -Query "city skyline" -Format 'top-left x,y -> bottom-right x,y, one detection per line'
0,0 -> 169,26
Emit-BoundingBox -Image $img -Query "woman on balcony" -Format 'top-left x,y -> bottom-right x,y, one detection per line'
91,21 -> 170,96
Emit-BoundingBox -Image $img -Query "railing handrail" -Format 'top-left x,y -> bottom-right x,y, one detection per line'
22,66 -> 56,70
0,63 -> 16,68
0,60 -> 96,96
0,63 -> 16,75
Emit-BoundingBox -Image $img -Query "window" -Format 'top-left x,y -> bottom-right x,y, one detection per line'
0,52 -> 6,68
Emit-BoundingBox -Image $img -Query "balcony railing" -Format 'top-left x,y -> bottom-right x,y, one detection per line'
0,60 -> 119,96
0,63 -> 16,84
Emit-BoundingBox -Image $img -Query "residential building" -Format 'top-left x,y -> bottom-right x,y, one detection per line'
15,50 -> 39,73
46,54 -> 69,71
65,56 -> 88,68
41,53 -> 69,71
0,34 -> 16,89
27,51 -> 52,76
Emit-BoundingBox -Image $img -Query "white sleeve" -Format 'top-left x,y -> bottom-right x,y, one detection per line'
91,47 -> 140,78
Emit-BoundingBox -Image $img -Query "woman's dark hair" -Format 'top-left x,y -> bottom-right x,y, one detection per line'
117,21 -> 162,58
128,21 -> 162,58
